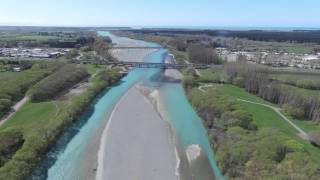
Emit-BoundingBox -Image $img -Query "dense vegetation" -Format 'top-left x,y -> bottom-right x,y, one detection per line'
187,44 -> 222,64
0,68 -> 122,179
129,29 -> 320,44
122,30 -> 320,54
0,130 -> 24,167
29,65 -> 89,102
0,62 -> 62,119
92,36 -> 115,60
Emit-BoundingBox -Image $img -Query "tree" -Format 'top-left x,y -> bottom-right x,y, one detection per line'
187,44 -> 222,64
170,38 -> 187,51
65,49 -> 79,59
93,37 -> 114,61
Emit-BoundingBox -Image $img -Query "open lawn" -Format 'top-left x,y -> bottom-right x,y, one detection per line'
271,72 -> 320,93
281,84 -> 320,97
272,73 -> 320,82
0,34 -> 60,42
0,100 -> 66,137
0,72 -> 17,80
285,46 -> 314,54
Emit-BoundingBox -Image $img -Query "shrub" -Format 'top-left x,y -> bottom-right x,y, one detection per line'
65,49 -> 79,59
282,104 -> 305,119
308,131 -> 320,147
0,130 -> 24,167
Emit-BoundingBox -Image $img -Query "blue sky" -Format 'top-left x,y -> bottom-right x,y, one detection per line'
0,0 -> 319,27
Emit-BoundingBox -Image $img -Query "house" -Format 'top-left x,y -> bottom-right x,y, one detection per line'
12,67 -> 21,72
9,63 -> 32,72
302,55 -> 319,62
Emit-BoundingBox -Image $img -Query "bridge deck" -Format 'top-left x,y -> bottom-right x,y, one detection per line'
110,46 -> 162,50
105,61 -> 217,69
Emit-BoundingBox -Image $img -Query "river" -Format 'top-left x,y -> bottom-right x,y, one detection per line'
32,32 -> 223,180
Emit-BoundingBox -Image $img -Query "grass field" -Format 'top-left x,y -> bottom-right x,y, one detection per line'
271,72 -> 320,95
281,84 -> 320,97
202,84 -> 320,162
0,100 -> 66,137
0,72 -> 17,80
285,46 -> 314,54
271,73 -> 320,82
0,34 -> 60,42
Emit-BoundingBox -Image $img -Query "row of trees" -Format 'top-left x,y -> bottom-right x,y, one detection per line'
225,62 -> 320,121
29,65 -> 89,102
133,29 -> 320,44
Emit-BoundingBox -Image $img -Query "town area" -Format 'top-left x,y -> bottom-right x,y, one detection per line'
0,47 -> 70,58
217,47 -> 320,69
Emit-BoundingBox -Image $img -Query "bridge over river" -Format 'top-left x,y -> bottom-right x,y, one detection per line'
104,61 -> 220,69
110,46 -> 162,50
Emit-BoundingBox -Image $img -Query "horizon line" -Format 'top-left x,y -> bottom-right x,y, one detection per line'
1,25 -> 320,31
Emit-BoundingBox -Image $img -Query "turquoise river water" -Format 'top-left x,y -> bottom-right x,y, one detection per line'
32,32 -> 223,180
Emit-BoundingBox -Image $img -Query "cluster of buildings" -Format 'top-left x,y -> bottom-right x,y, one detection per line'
216,48 -> 320,70
0,48 -> 70,59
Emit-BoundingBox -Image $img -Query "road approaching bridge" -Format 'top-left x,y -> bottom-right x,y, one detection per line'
105,61 -> 219,69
